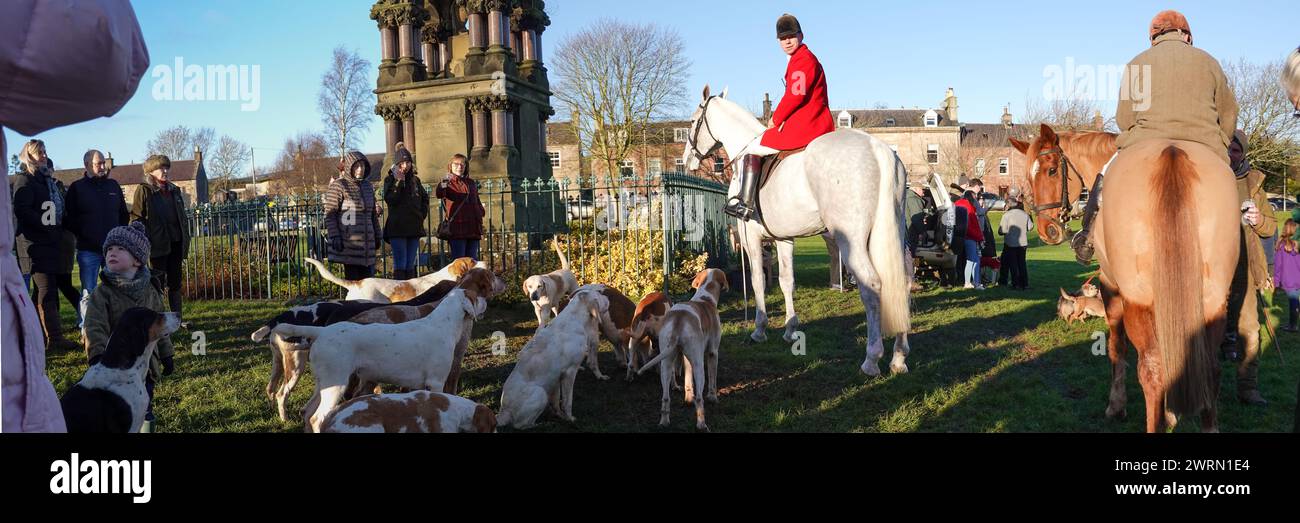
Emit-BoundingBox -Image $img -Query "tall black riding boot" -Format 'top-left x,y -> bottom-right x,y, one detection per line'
1071,174 -> 1103,265
723,155 -> 763,221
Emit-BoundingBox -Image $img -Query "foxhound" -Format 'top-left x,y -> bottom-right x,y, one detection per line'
61,308 -> 181,433
522,241 -> 578,330
638,269 -> 728,431
498,290 -> 610,429
303,255 -> 483,303
319,390 -> 497,433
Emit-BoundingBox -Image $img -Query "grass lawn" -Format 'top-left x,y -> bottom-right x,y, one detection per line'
41,212 -> 1300,432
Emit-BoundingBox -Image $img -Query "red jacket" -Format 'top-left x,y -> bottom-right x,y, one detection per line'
760,44 -> 834,151
954,199 -> 984,243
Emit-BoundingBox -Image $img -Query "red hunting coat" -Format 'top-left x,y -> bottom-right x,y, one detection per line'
760,44 -> 834,151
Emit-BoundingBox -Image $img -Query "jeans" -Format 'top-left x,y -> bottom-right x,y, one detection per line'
963,239 -> 981,287
389,237 -> 421,271
449,239 -> 481,261
76,250 -> 105,293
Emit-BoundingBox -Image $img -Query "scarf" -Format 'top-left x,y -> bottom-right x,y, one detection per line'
35,168 -> 65,226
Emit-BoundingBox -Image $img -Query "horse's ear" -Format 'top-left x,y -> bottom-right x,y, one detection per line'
1009,138 -> 1030,154
1039,123 -> 1058,144
720,86 -> 729,99
702,84 -> 711,101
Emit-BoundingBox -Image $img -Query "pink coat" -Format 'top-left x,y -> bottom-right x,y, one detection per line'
1,0 -> 148,432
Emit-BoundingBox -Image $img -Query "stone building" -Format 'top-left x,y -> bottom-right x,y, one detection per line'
368,0 -> 554,187
51,146 -> 209,207
960,107 -> 1033,198
545,120 -> 734,192
833,88 -> 962,188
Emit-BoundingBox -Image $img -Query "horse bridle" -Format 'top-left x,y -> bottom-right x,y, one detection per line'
1031,146 -> 1088,218
688,96 -> 725,162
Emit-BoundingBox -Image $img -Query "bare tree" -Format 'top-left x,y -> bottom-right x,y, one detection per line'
146,125 -> 192,160
209,135 -> 251,192
318,46 -> 373,159
1022,96 -> 1115,132
1223,57 -> 1300,191
190,127 -> 216,158
552,18 -> 690,180
145,125 -> 217,160
270,130 -> 332,195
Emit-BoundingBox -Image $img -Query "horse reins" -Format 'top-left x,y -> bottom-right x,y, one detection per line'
689,97 -> 725,163
1030,146 -> 1089,219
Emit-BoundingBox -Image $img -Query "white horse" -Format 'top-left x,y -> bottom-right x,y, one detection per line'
684,85 -> 911,376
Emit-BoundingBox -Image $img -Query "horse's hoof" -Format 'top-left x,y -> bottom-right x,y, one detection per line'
1105,406 -> 1127,421
783,332 -> 797,344
860,361 -> 881,377
890,361 -> 909,375
750,331 -> 767,343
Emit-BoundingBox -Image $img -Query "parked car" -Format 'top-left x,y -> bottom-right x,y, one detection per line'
1268,197 -> 1296,212
566,199 -> 594,220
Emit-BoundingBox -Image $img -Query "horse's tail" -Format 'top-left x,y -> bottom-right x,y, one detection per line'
1152,145 -> 1215,418
868,149 -> 911,337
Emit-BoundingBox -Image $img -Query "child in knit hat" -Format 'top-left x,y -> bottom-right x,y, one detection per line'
82,221 -> 176,432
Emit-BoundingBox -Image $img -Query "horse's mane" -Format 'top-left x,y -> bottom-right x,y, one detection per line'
1060,131 -> 1117,164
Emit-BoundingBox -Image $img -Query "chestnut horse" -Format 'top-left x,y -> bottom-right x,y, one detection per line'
1009,124 -> 1116,245
1014,127 -> 1238,432
1095,139 -> 1238,432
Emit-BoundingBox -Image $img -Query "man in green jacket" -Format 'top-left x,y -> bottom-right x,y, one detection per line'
1072,10 -> 1239,264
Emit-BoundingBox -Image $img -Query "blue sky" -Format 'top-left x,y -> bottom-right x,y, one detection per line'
5,0 -> 1296,175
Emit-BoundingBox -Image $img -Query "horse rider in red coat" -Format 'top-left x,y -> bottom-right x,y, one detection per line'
724,13 -> 836,221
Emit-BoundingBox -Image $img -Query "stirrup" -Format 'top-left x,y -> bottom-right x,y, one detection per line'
724,198 -> 755,220
1070,230 -> 1094,265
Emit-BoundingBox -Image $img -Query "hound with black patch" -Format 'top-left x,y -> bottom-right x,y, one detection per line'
303,255 -> 482,303
638,269 -> 728,431
60,308 -> 180,433
522,240 -> 578,330
273,287 -> 490,433
253,269 -> 502,421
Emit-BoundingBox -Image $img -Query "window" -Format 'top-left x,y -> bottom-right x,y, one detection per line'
674,128 -> 690,143
648,158 -> 663,176
620,159 -> 635,176
713,157 -> 724,173
885,117 -> 896,126
927,144 -> 939,164
924,110 -> 938,127
548,151 -> 561,168
675,158 -> 685,174
999,158 -> 1009,175
837,110 -> 853,128
975,158 -> 986,177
